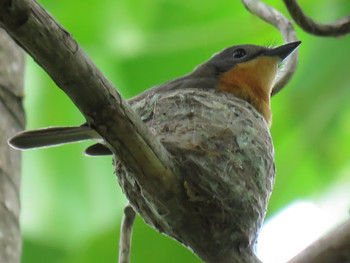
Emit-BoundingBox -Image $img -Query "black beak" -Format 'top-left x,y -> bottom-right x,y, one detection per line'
264,41 -> 301,62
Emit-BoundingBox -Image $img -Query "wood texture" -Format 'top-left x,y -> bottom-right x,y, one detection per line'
0,28 -> 25,263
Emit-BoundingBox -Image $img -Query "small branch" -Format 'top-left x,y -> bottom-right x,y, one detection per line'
283,0 -> 350,37
118,204 -> 136,263
0,0 -> 179,197
288,217 -> 350,263
241,0 -> 300,96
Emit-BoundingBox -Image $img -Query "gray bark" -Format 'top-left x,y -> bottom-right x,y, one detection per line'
0,28 -> 25,263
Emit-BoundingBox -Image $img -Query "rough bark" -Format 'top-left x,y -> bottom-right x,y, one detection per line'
0,28 -> 25,263
0,0 -> 177,200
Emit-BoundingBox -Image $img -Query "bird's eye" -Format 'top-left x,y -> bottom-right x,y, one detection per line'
232,48 -> 246,58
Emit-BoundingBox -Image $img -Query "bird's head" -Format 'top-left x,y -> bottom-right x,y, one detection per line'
195,41 -> 301,126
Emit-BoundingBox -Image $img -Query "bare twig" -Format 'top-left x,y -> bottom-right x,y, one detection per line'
287,217 -> 350,263
283,0 -> 350,37
241,0 -> 300,96
118,204 -> 136,263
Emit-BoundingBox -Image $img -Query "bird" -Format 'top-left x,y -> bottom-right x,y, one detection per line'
8,41 -> 301,155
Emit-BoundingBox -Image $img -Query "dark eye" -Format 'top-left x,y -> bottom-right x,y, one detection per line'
232,48 -> 246,58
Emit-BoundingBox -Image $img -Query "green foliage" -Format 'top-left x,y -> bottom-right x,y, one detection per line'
21,0 -> 350,262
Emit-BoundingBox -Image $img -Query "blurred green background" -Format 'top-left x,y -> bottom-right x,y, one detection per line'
19,0 -> 350,262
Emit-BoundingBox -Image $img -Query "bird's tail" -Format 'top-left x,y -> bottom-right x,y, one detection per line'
8,125 -> 100,150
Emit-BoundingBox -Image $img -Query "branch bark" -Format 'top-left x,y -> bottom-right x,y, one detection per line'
118,204 -> 136,263
0,28 -> 25,263
283,0 -> 350,37
288,217 -> 350,263
0,0 -> 178,198
241,0 -> 299,96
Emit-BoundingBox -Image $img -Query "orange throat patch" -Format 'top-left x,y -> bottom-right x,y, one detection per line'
217,56 -> 280,127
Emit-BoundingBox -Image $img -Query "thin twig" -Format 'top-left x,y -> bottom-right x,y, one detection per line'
241,0 -> 299,96
283,0 -> 350,37
287,217 -> 350,263
118,204 -> 136,263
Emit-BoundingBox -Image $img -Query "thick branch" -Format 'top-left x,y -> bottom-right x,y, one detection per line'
283,0 -> 350,37
288,218 -> 350,263
0,0 -> 179,197
241,0 -> 299,96
0,28 -> 25,263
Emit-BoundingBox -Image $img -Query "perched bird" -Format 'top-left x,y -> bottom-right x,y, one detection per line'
9,41 -> 301,154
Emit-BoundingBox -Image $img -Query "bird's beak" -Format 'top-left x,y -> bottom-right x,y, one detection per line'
264,41 -> 301,62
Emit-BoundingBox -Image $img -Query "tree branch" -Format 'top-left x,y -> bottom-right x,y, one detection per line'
241,0 -> 299,96
283,0 -> 350,37
0,0 -> 179,198
0,28 -> 25,263
287,217 -> 350,263
118,204 -> 136,263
